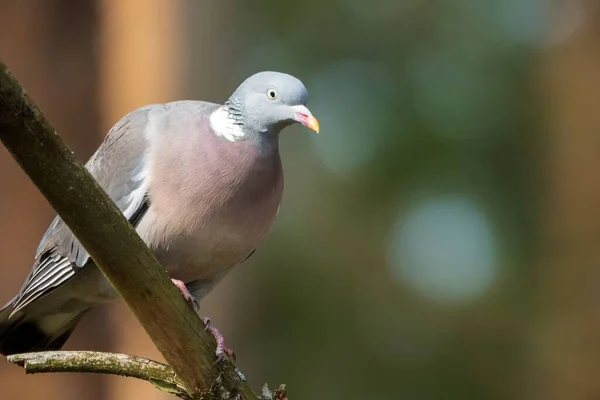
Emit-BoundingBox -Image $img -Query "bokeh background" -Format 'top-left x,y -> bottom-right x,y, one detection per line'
1,0 -> 599,399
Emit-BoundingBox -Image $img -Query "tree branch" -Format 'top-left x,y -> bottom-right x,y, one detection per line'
0,62 -> 270,399
8,351 -> 193,400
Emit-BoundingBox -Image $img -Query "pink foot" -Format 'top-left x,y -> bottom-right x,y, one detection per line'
171,279 -> 199,311
202,317 -> 235,362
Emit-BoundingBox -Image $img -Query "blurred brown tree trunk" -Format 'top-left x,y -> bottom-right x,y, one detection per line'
532,2 -> 600,399
0,1 -> 107,399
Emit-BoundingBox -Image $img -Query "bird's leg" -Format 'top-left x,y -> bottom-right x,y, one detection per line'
171,279 -> 234,361
171,279 -> 199,312
202,317 -> 236,362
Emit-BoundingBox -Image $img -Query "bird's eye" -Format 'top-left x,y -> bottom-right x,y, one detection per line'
267,89 -> 278,100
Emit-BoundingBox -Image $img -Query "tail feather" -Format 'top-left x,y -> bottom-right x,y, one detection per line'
0,301 -> 87,355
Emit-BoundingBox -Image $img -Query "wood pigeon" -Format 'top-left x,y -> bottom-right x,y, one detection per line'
0,71 -> 319,358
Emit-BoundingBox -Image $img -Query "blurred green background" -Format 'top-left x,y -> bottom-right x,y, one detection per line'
1,1 -> 600,399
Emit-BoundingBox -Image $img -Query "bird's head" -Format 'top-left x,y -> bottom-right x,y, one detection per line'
223,71 -> 319,138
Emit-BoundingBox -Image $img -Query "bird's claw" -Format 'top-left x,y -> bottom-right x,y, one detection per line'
171,279 -> 199,311
202,317 -> 236,362
170,283 -> 234,361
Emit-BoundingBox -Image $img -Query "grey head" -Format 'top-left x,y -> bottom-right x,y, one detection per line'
221,71 -> 319,140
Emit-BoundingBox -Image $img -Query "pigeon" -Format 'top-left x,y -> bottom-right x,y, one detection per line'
0,71 -> 319,358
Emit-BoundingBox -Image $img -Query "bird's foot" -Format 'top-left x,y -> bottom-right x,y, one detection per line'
171,279 -> 199,312
171,281 -> 234,361
202,317 -> 235,363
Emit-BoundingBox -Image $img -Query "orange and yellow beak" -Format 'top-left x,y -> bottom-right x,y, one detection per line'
293,105 -> 320,134
303,114 -> 320,134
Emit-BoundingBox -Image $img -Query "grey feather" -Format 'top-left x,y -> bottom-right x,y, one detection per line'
11,105 -> 154,314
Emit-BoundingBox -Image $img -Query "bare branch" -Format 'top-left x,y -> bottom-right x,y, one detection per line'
8,351 -> 193,399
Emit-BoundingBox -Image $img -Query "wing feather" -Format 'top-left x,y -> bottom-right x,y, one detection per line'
10,105 -> 157,314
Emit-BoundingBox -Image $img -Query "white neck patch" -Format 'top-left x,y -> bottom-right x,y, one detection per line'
209,106 -> 247,142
